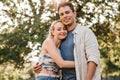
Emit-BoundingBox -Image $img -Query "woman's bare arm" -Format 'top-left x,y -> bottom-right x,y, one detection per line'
43,39 -> 75,68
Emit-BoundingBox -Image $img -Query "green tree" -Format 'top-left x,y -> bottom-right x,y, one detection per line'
0,0 -> 53,68
0,0 -> 56,79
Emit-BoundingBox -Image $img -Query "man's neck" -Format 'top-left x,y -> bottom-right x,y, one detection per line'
67,22 -> 77,31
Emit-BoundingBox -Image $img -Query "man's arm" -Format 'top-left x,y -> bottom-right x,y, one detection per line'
33,62 -> 42,74
85,61 -> 97,80
85,28 -> 100,80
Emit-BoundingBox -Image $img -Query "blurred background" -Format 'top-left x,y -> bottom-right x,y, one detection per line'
0,0 -> 120,80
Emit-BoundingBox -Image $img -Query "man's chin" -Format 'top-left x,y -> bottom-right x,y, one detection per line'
65,21 -> 75,27
64,22 -> 70,25
65,23 -> 73,27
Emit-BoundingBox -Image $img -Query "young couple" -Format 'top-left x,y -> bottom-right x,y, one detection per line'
34,2 -> 101,80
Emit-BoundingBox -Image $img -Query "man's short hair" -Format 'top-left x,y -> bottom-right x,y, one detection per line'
58,2 -> 75,12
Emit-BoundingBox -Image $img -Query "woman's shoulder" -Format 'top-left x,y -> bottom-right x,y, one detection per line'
42,37 -> 54,46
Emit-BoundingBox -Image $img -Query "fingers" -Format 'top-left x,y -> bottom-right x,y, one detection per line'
33,62 -> 42,74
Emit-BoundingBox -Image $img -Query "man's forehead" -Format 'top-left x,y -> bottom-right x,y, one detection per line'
58,6 -> 71,13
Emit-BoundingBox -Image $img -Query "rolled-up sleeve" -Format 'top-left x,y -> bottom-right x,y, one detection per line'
85,28 -> 100,65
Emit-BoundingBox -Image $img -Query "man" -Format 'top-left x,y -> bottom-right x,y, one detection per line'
34,2 -> 101,80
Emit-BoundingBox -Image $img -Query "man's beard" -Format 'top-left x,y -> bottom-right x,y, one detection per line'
65,21 -> 74,27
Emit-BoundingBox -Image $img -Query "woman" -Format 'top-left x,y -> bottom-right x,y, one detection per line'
36,20 -> 75,80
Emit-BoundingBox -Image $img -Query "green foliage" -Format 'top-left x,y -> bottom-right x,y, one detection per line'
0,62 -> 35,80
0,27 -> 31,68
0,0 -> 51,68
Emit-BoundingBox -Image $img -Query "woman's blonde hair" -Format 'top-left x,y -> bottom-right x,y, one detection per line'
48,20 -> 62,37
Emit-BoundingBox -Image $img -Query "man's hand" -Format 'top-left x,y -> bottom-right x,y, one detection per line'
33,62 -> 42,74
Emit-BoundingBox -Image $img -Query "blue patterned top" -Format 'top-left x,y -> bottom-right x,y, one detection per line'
39,53 -> 59,72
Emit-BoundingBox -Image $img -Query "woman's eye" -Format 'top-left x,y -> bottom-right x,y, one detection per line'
57,28 -> 61,31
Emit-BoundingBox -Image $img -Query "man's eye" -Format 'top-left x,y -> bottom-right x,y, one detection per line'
65,11 -> 70,14
60,13 -> 64,16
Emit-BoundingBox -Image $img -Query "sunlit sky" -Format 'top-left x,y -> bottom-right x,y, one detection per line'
0,0 -> 63,27
0,0 -> 49,31
45,0 -> 51,4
